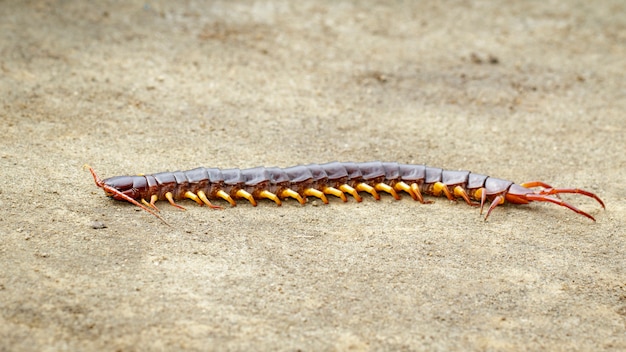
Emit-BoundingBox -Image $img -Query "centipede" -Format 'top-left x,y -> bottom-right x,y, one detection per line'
86,161 -> 605,224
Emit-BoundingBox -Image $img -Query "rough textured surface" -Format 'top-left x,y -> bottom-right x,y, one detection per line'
1,1 -> 624,351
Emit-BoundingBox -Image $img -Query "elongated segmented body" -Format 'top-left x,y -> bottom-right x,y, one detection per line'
87,161 -> 605,224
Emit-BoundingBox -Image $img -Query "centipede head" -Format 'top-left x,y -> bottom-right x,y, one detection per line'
85,165 -> 169,225
101,176 -> 142,200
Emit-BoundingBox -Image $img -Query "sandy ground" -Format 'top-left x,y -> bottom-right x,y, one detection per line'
1,0 -> 625,351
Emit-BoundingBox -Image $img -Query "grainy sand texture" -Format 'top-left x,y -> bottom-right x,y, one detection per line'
1,1 -> 624,351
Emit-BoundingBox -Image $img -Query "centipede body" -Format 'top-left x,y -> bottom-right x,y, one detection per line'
87,161 -> 605,224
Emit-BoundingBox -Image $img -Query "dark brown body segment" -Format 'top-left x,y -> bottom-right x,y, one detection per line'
103,162 -> 492,203
442,170 -> 470,186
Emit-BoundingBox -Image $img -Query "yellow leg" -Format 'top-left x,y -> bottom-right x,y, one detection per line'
197,191 -> 223,209
259,190 -> 282,206
394,181 -> 417,200
142,195 -> 161,212
280,189 -> 305,205
236,189 -> 257,206
410,183 -> 427,204
323,187 -> 347,202
149,194 -> 160,210
217,190 -> 237,207
304,188 -> 328,204
356,183 -> 380,200
165,192 -> 186,210
375,183 -> 400,200
473,188 -> 487,214
432,182 -> 455,201
453,186 -> 476,206
339,184 -> 362,202
185,191 -> 204,206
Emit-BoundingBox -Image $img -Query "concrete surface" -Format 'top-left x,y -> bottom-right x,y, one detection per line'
1,0 -> 624,351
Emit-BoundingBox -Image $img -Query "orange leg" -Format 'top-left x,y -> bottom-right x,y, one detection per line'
148,194 -> 160,211
432,182 -> 455,201
473,188 -> 487,214
520,181 -> 561,199
394,181 -> 416,200
280,189 -> 306,205
484,195 -> 505,221
520,181 -> 555,189
259,190 -> 282,206
217,190 -> 237,207
185,191 -> 204,206
355,183 -> 380,200
323,187 -> 347,202
304,188 -> 328,204
453,186 -> 478,206
142,195 -> 161,212
375,183 -> 401,200
197,191 -> 224,209
410,183 -> 429,204
165,192 -> 186,210
339,184 -> 362,202
236,189 -> 257,206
